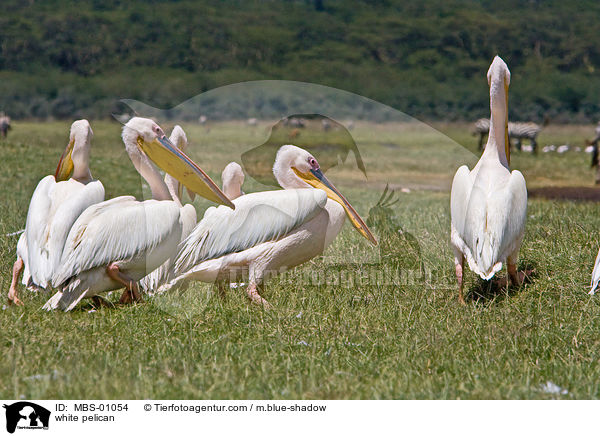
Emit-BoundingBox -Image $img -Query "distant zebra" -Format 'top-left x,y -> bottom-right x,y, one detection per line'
587,121 -> 600,184
509,122 -> 543,152
474,118 -> 543,152
0,113 -> 11,139
473,118 -> 490,150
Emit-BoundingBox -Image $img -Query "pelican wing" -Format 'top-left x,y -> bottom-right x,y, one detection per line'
46,180 -> 105,281
591,248 -> 600,295
175,188 -> 327,274
26,177 -> 105,288
139,203 -> 197,294
450,165 -> 474,243
26,175 -> 55,286
52,196 -> 181,287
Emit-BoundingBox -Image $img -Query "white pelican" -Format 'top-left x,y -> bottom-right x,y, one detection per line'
450,56 -> 528,304
139,125 -> 197,294
43,117 -> 233,311
161,144 -> 377,307
590,253 -> 600,295
7,120 -> 104,306
221,161 -> 245,200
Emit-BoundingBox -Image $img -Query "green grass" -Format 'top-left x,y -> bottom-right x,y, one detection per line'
1,120 -> 600,399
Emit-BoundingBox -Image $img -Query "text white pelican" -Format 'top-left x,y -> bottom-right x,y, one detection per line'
450,56 -> 528,304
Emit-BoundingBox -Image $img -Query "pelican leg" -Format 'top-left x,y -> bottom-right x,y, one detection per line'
216,281 -> 228,300
246,282 -> 271,309
8,256 -> 24,306
507,257 -> 524,287
105,263 -> 142,304
454,253 -> 466,305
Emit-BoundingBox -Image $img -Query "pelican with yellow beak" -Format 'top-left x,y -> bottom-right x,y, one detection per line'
7,119 -> 105,305
450,56 -> 528,304
160,144 -> 377,307
139,125 -> 197,294
43,117 -> 233,311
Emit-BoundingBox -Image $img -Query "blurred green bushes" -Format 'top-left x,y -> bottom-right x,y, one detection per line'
1,0 -> 599,122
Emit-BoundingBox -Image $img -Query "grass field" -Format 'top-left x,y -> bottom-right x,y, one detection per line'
2,119 -> 600,399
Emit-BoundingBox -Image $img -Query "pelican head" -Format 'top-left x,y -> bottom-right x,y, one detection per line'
487,56 -> 511,164
55,119 -> 93,182
123,117 -> 234,208
273,144 -> 377,245
222,162 -> 245,200
170,125 -> 188,151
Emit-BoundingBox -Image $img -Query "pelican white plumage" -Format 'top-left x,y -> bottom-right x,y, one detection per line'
43,117 -> 233,311
139,125 -> 197,294
221,161 -> 245,200
160,144 -> 377,307
7,120 -> 104,306
450,56 -> 528,304
590,252 -> 600,295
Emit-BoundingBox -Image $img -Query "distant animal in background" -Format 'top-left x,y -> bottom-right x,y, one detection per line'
474,117 -> 545,153
587,121 -> 600,184
473,118 -> 491,150
509,121 -> 544,152
283,116 -> 306,128
0,113 -> 11,138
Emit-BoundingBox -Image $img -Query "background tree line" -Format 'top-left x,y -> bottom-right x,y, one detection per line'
1,0 -> 599,122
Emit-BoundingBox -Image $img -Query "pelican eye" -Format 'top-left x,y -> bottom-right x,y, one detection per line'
153,125 -> 163,136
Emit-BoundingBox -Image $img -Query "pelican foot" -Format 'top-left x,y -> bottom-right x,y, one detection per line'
91,295 -> 113,308
118,288 -> 143,305
7,293 -> 24,306
495,267 -> 535,288
8,257 -> 24,306
509,268 -> 536,287
246,283 -> 271,309
107,263 -> 142,305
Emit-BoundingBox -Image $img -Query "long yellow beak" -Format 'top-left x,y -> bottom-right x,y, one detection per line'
55,137 -> 75,182
293,167 -> 377,246
504,82 -> 510,165
137,135 -> 234,208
